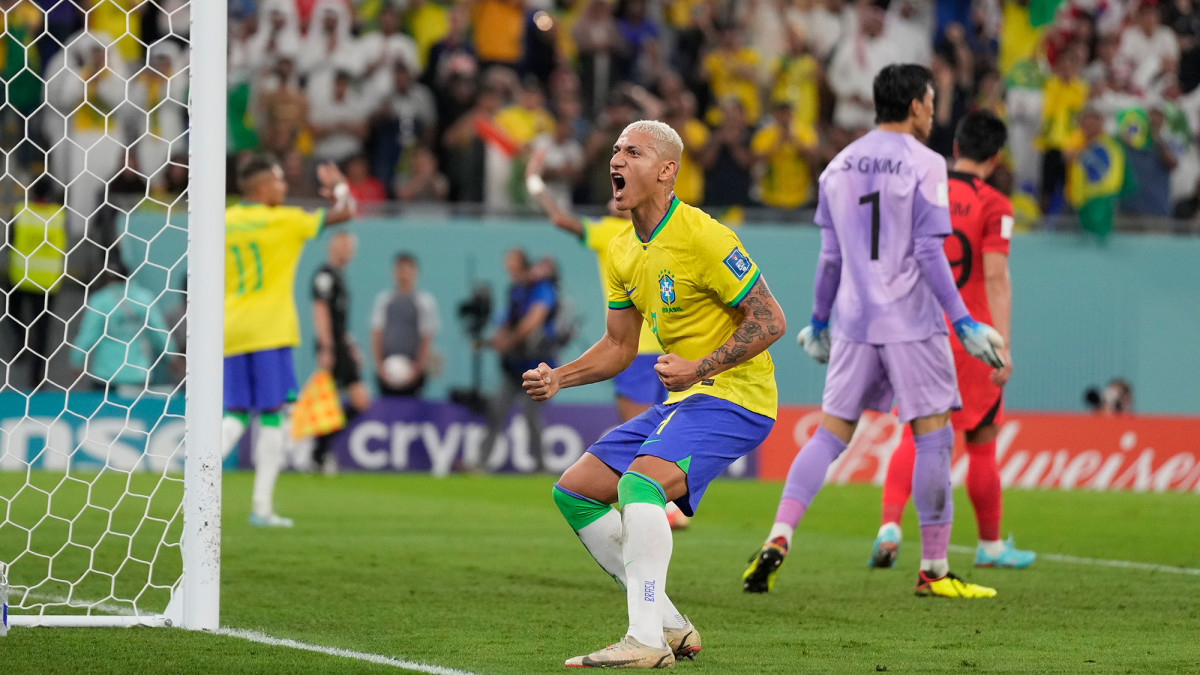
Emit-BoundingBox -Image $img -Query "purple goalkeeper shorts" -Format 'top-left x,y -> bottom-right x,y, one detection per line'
612,353 -> 668,406
822,335 -> 960,423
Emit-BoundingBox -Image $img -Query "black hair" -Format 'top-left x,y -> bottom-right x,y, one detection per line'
394,251 -> 418,267
873,64 -> 934,125
954,110 -> 1008,162
237,154 -> 279,193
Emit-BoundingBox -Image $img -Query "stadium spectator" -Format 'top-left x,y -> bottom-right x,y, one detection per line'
768,26 -> 821,139
422,1 -> 475,89
615,0 -> 662,86
572,0 -> 626,117
1067,107 -> 1125,240
343,154 -> 386,206
298,0 -> 360,100
1037,41 -> 1089,214
1085,378 -> 1134,415
1118,104 -> 1177,218
369,59 -> 437,193
311,231 -> 370,474
751,99 -> 818,210
478,247 -> 558,472
0,0 -> 43,173
582,91 -> 639,204
309,70 -> 369,165
131,42 -> 188,192
663,88 -> 709,206
395,146 -> 450,202
4,178 -> 66,391
529,108 -> 584,211
471,0 -> 525,71
487,76 -> 555,209
371,252 -> 439,398
255,56 -> 309,157
701,24 -> 761,125
244,0 -> 302,74
701,97 -> 754,209
358,4 -> 419,109
406,0 -> 453,67
43,29 -> 130,234
789,0 -> 848,63
1117,0 -> 1180,95
826,2 -> 908,142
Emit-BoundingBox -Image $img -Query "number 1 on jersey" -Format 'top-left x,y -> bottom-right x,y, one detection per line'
859,191 -> 880,260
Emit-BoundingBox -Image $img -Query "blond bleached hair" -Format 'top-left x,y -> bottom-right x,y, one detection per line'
622,120 -> 684,163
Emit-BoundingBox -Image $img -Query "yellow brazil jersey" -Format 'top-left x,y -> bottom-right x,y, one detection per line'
604,197 -> 777,419
583,216 -> 660,355
751,122 -> 817,209
224,203 -> 323,356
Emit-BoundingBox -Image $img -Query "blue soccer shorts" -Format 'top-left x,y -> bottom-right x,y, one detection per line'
587,394 -> 773,516
612,353 -> 668,406
223,347 -> 299,412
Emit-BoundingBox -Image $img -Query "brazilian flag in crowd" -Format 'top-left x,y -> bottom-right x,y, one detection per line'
1068,121 -> 1132,240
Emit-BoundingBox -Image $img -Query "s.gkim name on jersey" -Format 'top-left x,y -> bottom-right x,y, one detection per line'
839,155 -> 906,175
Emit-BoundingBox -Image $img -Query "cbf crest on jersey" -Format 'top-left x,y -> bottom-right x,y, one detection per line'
724,247 -> 752,280
659,270 -> 676,305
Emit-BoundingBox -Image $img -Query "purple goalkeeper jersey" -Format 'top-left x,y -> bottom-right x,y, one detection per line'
814,130 -> 953,343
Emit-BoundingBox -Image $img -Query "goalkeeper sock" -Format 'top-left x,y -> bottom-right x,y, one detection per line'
912,426 -> 954,568
552,484 -> 686,630
775,427 -> 847,530
221,412 -> 248,456
252,414 -> 285,518
618,472 -> 672,649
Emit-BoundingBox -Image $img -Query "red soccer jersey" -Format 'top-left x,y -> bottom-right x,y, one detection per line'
943,171 -> 1013,325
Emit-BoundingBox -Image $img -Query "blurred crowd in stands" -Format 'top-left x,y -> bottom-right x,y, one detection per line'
6,0 -> 1200,232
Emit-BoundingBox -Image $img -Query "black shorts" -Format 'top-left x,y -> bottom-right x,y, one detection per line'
330,344 -> 360,388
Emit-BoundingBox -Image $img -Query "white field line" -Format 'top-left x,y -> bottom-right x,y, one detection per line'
214,628 -> 480,675
20,592 -> 480,675
947,544 -> 1200,576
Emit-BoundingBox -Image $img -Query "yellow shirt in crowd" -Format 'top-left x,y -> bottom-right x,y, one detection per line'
751,122 -> 817,209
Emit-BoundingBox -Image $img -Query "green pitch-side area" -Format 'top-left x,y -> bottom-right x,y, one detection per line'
1,471 -> 1198,673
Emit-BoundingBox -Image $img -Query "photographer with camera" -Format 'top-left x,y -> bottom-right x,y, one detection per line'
370,252 -> 440,397
477,247 -> 561,472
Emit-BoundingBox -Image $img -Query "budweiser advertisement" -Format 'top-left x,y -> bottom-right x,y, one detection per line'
756,406 -> 1200,493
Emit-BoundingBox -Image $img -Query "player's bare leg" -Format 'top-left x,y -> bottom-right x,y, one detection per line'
745,414 -> 854,592
554,454 -> 695,663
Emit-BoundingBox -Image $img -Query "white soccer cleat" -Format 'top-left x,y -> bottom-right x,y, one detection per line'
249,512 -> 294,528
663,617 -> 701,661
565,635 -> 675,669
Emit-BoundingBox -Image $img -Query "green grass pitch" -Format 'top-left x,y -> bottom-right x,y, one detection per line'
1,471 -> 1198,673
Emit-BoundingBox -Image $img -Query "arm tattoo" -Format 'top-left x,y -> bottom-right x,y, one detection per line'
693,279 -> 783,379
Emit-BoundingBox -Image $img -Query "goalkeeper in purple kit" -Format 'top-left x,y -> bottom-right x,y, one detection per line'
743,64 -> 1006,598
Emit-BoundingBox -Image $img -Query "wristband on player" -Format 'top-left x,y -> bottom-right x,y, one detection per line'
525,174 -> 547,197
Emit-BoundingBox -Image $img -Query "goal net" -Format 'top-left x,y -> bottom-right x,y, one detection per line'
0,0 -> 223,629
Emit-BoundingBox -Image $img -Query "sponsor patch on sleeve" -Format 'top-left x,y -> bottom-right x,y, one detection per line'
1000,215 -> 1014,240
723,247 -> 753,280
936,180 -> 950,207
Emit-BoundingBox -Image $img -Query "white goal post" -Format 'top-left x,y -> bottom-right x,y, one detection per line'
2,0 -> 224,630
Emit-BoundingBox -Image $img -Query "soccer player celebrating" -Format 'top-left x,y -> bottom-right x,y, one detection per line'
870,111 -> 1035,570
524,148 -> 689,530
222,156 -> 356,527
741,64 -> 1005,599
523,120 -> 785,667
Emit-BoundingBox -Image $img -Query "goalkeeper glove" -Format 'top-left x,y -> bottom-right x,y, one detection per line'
952,316 -> 1006,369
797,316 -> 831,364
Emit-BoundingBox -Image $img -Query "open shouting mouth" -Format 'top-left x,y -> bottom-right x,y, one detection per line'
611,172 -> 626,199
